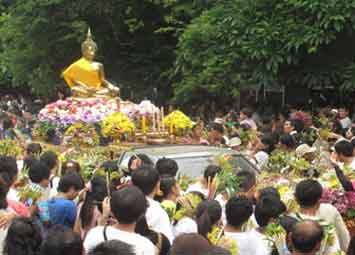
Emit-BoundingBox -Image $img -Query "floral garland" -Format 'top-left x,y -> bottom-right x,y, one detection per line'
64,123 -> 99,148
0,139 -> 23,158
163,110 -> 193,132
208,226 -> 239,255
101,112 -> 135,139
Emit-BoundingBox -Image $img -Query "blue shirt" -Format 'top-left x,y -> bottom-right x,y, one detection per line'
48,198 -> 76,228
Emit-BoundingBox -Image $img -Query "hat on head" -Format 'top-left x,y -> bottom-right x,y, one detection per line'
295,144 -> 316,157
229,137 -> 242,147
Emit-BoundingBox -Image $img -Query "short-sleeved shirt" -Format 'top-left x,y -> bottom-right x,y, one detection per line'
47,198 -> 77,228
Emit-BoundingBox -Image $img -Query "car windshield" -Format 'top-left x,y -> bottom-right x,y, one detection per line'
120,151 -> 256,178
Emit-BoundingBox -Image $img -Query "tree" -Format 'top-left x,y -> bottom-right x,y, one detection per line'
173,0 -> 355,105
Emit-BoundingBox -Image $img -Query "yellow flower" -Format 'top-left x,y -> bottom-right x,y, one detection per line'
101,112 -> 135,139
163,110 -> 193,131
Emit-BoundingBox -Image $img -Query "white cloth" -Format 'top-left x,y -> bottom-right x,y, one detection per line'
250,229 -> 273,255
7,188 -> 20,202
50,176 -> 60,198
315,204 -> 349,251
185,182 -> 208,198
83,226 -> 155,255
224,231 -> 268,255
173,217 -> 198,238
240,119 -> 257,130
0,209 -> 10,255
145,197 -> 173,243
339,117 -> 352,129
255,151 -> 269,169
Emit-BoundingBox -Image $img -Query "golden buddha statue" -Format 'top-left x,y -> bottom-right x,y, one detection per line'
63,29 -> 120,98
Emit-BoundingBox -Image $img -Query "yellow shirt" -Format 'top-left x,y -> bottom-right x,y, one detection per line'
63,58 -> 102,89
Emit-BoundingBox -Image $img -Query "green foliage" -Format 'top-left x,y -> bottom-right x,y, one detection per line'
174,0 -> 355,104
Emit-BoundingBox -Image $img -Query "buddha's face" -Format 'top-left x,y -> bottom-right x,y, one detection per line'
83,45 -> 96,61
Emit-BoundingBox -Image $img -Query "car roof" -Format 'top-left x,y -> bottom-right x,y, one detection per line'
127,144 -> 239,158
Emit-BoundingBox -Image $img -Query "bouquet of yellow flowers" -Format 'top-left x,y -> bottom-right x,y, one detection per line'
208,227 -> 239,255
64,123 -> 99,147
101,112 -> 135,139
0,139 -> 23,158
163,110 -> 193,133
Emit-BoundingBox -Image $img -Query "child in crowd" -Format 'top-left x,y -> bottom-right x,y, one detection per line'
224,196 -> 268,255
131,165 -> 173,243
47,172 -> 84,229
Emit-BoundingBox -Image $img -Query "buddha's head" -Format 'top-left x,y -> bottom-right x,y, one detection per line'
81,28 -> 97,61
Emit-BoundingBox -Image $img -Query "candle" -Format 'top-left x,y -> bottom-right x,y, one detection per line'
157,111 -> 161,132
142,116 -> 146,134
162,107 -> 165,131
170,123 -> 173,134
152,110 -> 156,131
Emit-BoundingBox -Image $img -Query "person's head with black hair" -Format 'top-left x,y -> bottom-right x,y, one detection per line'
100,160 -> 118,172
255,196 -> 286,227
110,186 -> 147,224
170,233 -> 211,255
135,216 -> 171,255
240,107 -> 253,120
40,225 -> 83,255
226,196 -> 253,230
236,170 -> 256,199
156,158 -> 178,177
40,151 -> 58,175
131,165 -> 160,197
0,174 -> 9,209
334,140 -> 354,163
204,165 -> 221,182
62,160 -> 81,175
295,179 -> 323,209
127,154 -> 154,174
57,172 -> 84,200
80,176 -> 107,230
255,186 -> 281,202
87,240 -> 135,255
28,160 -> 51,188
4,217 -> 42,255
23,155 -> 37,171
290,220 -> 324,255
205,246 -> 232,255
26,143 -> 42,158
195,200 -> 222,238
0,155 -> 18,186
208,123 -> 224,145
159,176 -> 180,202
259,133 -> 276,154
279,134 -> 296,150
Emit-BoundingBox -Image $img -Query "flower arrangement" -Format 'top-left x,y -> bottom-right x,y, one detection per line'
208,227 -> 239,255
172,193 -> 204,222
64,123 -> 99,148
216,155 -> 241,197
0,139 -> 23,158
163,110 -> 193,133
101,112 -> 135,140
32,121 -> 60,140
38,98 -> 121,126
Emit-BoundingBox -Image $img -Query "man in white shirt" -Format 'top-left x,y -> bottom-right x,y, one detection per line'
334,140 -> 355,170
84,186 -> 156,255
338,108 -> 352,130
132,166 -> 173,243
294,179 -> 350,251
224,196 -> 267,255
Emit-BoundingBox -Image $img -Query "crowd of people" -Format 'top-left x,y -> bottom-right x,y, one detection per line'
0,102 -> 354,255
